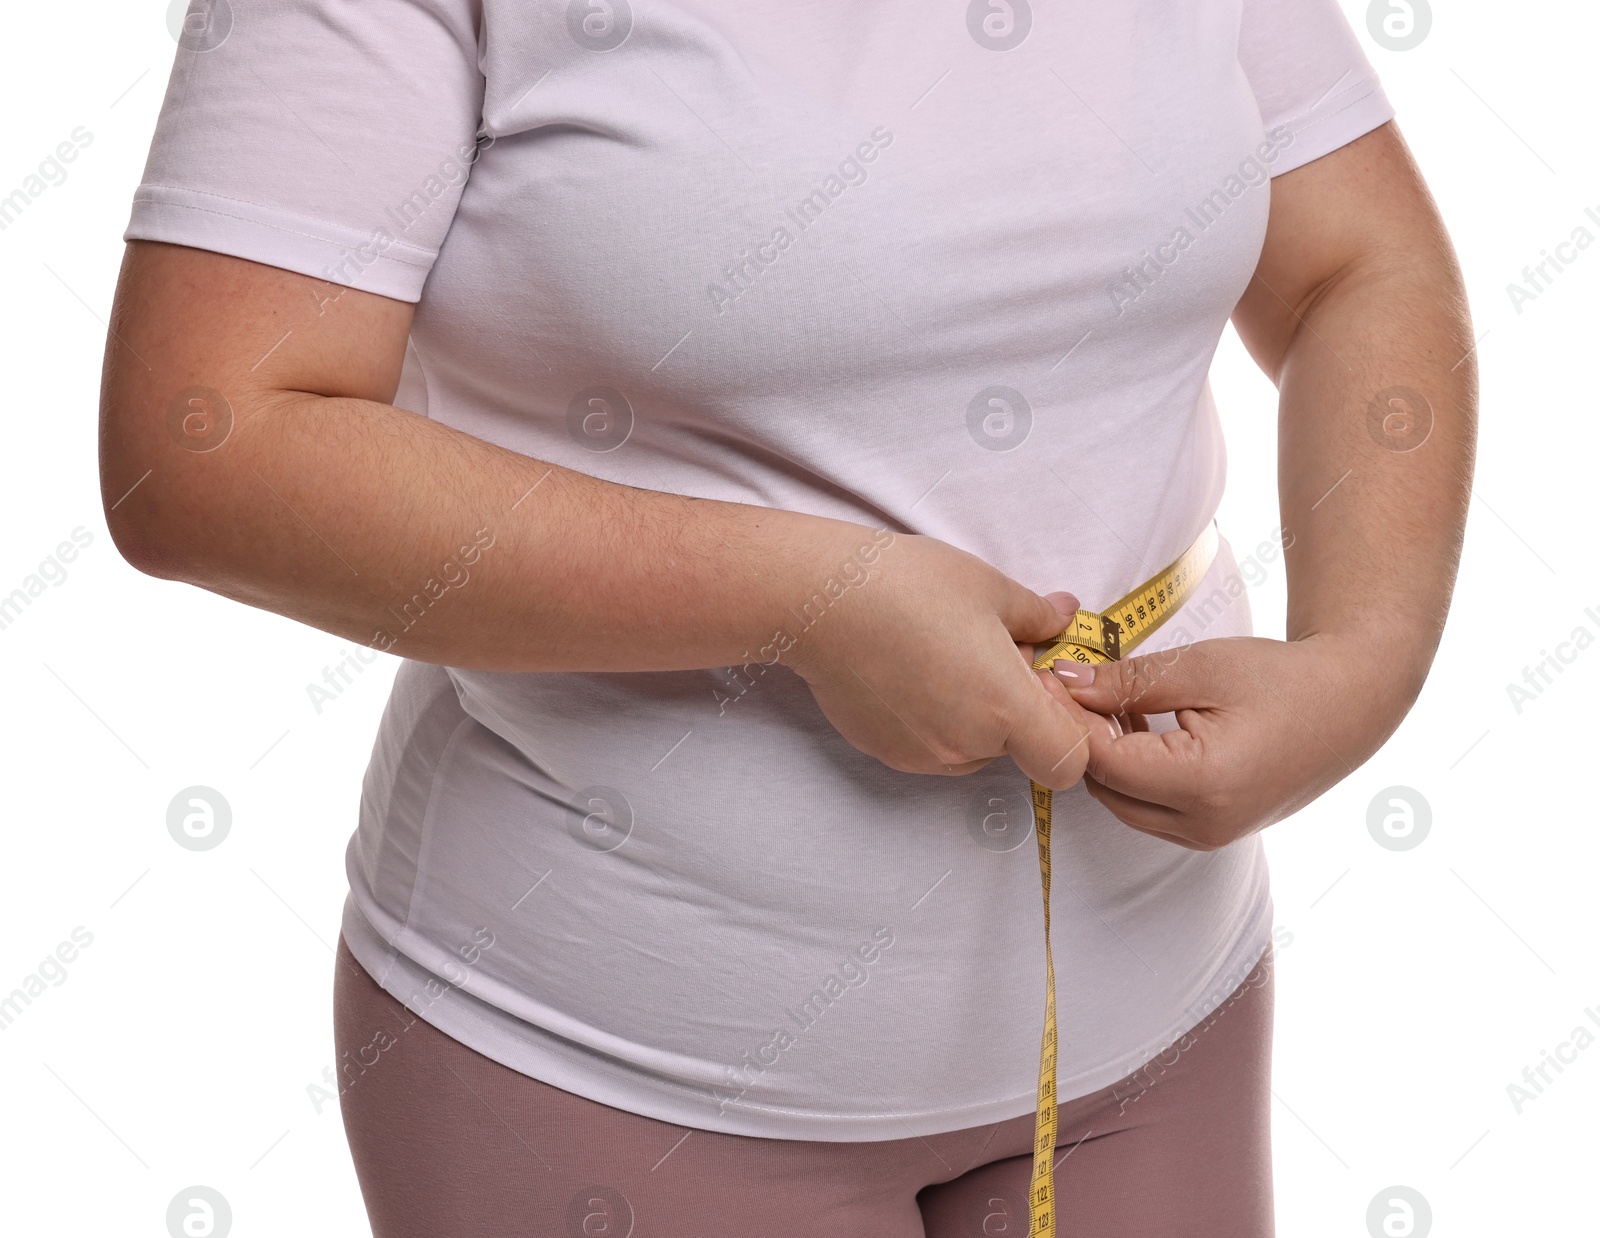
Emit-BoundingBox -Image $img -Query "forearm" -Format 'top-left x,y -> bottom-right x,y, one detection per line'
1063,127 -> 1485,845
1069,229 -> 1479,841
106,389 -> 876,674
1273,239 -> 1477,709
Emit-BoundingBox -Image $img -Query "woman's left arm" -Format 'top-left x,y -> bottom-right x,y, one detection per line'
1061,119 -> 1478,851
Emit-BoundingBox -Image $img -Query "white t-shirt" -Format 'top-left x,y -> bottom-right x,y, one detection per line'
127,0 -> 1392,1139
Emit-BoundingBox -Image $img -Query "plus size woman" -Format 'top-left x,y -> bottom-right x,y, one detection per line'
101,1 -> 1475,1233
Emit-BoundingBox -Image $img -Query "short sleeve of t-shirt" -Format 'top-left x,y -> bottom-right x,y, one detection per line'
124,0 -> 485,303
127,0 -> 1391,303
1237,0 -> 1395,175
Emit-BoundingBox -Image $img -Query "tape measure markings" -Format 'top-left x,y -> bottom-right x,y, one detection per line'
1021,520 -> 1219,1238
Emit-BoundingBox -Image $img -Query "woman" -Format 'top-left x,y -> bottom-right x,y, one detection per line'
101,0 -> 1474,1234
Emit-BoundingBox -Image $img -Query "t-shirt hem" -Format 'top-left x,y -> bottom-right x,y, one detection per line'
337,865 -> 1274,1142
123,184 -> 434,302
1269,74 -> 1396,177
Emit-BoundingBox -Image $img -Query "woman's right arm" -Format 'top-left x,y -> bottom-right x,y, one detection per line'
100,241 -> 1104,787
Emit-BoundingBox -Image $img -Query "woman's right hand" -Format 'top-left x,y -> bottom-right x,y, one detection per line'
783,530 -> 1117,790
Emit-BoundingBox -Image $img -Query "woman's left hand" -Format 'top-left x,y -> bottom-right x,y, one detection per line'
1053,633 -> 1405,851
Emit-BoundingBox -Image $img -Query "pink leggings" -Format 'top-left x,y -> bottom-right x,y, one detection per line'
332,934 -> 1274,1237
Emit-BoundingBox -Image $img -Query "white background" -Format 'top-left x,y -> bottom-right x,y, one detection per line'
1,1 -> 1594,1235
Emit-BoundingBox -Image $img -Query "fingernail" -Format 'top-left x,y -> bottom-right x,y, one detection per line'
1052,662 -> 1094,684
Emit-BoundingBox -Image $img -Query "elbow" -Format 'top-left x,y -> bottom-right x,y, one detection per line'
98,399 -> 207,583
99,431 -> 158,576
104,507 -> 185,581
100,475 -> 184,581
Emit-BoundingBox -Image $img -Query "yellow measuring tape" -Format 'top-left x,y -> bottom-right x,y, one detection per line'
1022,520 -> 1219,1237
